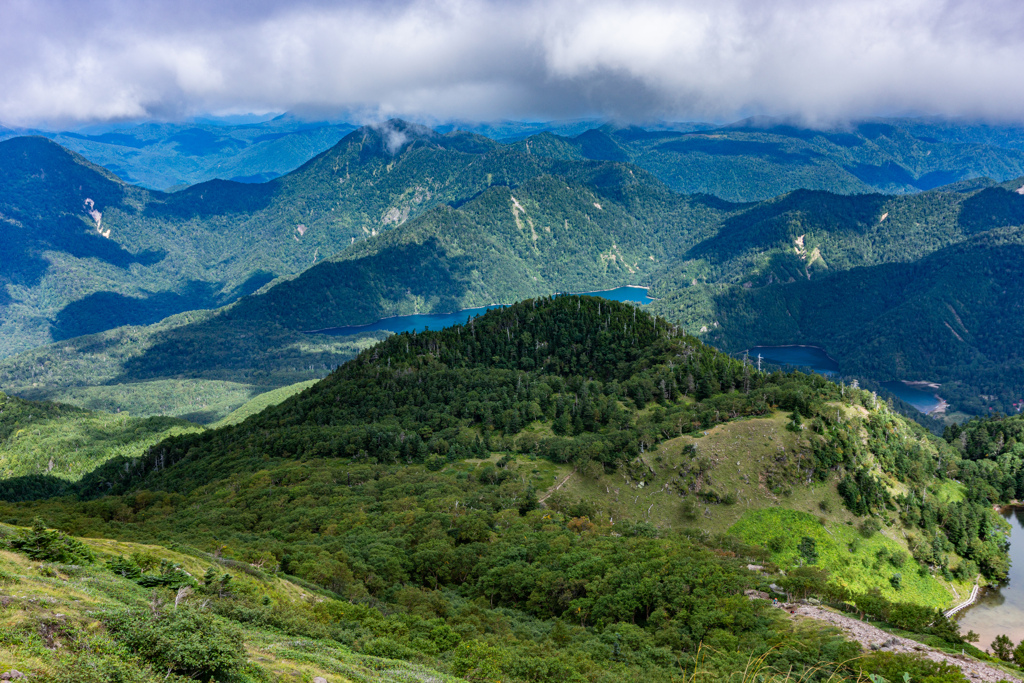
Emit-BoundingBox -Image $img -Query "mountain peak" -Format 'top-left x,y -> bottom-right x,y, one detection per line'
0,135 -> 125,186
364,119 -> 437,155
323,119 -> 497,163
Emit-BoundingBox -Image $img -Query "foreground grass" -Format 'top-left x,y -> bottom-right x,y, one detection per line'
0,525 -> 462,683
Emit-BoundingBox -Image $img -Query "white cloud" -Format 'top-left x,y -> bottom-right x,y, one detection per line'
1,0 -> 1023,126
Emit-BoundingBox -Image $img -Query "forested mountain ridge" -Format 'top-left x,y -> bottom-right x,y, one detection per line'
5,119 -> 1024,423
0,121 -> 649,357
682,225 -> 1024,415
209,172 -> 1024,343
4,155 -> 1024,421
226,171 -> 726,333
0,147 -> 725,422
526,118 -> 1024,202
1,296 -> 1020,682
10,114 -> 1024,200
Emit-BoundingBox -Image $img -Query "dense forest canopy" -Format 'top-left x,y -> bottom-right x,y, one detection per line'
5,297 -> 1024,681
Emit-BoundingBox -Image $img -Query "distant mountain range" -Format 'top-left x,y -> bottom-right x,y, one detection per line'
521,119 -> 1024,201
2,117 -> 1024,422
7,114 -> 1024,198
0,115 -> 357,190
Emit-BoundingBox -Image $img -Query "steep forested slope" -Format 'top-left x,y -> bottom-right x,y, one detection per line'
666,220 -> 1024,416
0,121 -> 604,357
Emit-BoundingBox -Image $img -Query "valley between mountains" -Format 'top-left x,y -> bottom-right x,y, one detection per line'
2,119 -> 1024,425
3,118 -> 1024,682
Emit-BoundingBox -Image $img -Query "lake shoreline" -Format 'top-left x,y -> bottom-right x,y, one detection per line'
305,303 -> 506,335
745,344 -> 840,376
900,380 -> 947,415
745,344 -> 840,364
955,507 -> 1024,647
306,286 -> 653,336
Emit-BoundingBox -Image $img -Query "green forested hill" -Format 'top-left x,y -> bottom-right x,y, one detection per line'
5,163 -> 1024,420
5,119 -> 1024,422
0,122 -> 607,357
1,297 -> 1018,682
0,152 -> 736,420
0,391 -> 199,483
677,226 -> 1024,415
226,171 -> 726,332
8,115 -> 1024,363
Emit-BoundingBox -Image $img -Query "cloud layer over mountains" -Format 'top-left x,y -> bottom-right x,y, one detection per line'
3,0 -> 1024,126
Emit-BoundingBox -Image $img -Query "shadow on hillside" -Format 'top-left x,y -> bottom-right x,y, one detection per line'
106,239 -> 472,386
958,187 -> 1024,233
51,270 -> 278,343
686,191 -> 889,262
0,474 -> 74,502
228,237 -> 477,331
145,178 -> 276,218
656,138 -> 820,165
0,214 -> 167,292
51,282 -> 223,341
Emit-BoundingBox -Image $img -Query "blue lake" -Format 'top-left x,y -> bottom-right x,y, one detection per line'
879,381 -> 944,414
746,346 -> 839,376
314,286 -> 653,337
746,346 -> 945,414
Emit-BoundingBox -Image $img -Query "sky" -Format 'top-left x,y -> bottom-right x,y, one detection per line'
3,0 -> 1024,128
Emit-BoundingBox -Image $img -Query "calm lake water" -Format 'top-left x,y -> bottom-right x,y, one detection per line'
746,345 -> 840,376
879,381 -> 943,414
745,346 -> 945,414
957,508 -> 1024,649
315,286 -> 654,337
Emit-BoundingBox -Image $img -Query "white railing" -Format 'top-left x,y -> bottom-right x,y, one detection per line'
944,582 -> 980,618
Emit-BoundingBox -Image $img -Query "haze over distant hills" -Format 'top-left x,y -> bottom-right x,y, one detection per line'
0,115 -> 357,190
8,114 -> 1024,198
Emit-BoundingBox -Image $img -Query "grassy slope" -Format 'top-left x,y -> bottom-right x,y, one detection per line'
212,379 -> 320,428
0,525 -> 459,683
22,380 -> 260,425
0,408 -> 200,482
541,408 -> 972,609
729,508 -> 963,609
